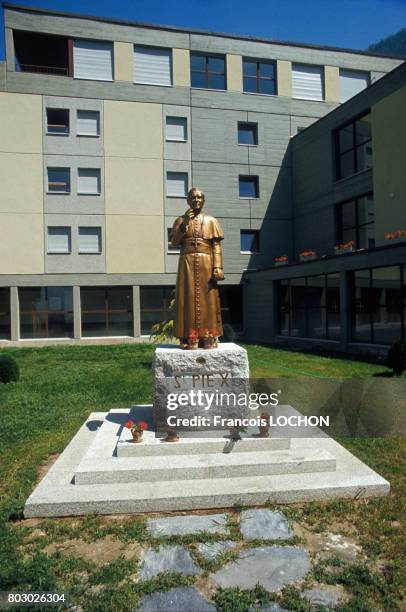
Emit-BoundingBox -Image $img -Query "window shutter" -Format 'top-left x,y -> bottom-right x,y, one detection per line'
339,69 -> 369,102
77,110 -> 100,136
134,46 -> 172,86
166,172 -> 188,197
78,227 -> 102,253
73,40 -> 113,81
166,117 -> 187,141
47,227 -> 71,253
292,64 -> 324,101
77,169 -> 101,194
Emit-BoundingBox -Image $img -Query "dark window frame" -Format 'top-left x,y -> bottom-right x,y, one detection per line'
19,286 -> 74,339
47,167 -> 71,194
336,192 -> 374,250
240,230 -> 260,253
237,122 -> 258,146
242,58 -> 277,95
334,111 -> 372,181
46,108 -> 70,135
239,175 -> 259,199
81,286 -> 133,337
190,53 -> 226,90
140,286 -> 175,335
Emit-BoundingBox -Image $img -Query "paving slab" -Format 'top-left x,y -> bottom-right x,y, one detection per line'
138,545 -> 201,580
196,540 -> 236,560
147,513 -> 229,537
301,586 -> 345,608
249,605 -> 287,612
210,546 -> 311,591
137,586 -> 216,611
240,509 -> 294,541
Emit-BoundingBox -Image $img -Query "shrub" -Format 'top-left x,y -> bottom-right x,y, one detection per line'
221,323 -> 236,343
0,355 -> 20,383
387,339 -> 406,376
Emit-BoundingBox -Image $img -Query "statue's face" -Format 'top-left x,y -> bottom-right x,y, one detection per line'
188,189 -> 205,213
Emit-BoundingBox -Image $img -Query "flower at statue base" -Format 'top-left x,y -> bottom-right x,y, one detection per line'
202,328 -> 219,349
187,329 -> 199,350
124,419 -> 148,443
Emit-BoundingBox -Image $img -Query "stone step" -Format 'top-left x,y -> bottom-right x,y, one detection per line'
74,448 -> 336,485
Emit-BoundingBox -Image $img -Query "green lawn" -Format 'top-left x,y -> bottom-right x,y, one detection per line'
0,343 -> 404,610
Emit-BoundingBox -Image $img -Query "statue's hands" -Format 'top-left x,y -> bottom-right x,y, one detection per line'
184,208 -> 195,222
212,267 -> 225,281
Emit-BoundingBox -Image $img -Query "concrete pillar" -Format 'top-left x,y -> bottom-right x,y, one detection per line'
277,60 -> 292,97
73,286 -> 81,340
5,29 -> 14,72
132,285 -> 141,337
340,271 -> 350,351
114,42 -> 133,82
173,49 -> 190,87
226,54 -> 243,92
324,66 -> 340,103
10,286 -> 20,341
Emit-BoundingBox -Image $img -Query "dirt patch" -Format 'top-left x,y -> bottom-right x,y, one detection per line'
293,523 -> 364,562
194,575 -> 218,600
43,536 -> 142,565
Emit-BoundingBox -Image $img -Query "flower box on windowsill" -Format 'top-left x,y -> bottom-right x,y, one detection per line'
299,254 -> 317,262
386,236 -> 406,245
274,260 -> 289,267
334,245 -> 355,255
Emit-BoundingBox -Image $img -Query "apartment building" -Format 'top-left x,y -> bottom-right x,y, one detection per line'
0,3 -> 403,349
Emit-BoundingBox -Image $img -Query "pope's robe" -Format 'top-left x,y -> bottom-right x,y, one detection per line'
171,212 -> 224,338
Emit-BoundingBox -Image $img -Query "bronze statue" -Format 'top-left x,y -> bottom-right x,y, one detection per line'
171,188 -> 225,349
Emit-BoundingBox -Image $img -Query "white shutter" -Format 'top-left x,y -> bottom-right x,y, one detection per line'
340,69 -> 369,102
77,110 -> 100,136
166,172 -> 188,197
134,46 -> 172,86
166,117 -> 187,141
78,227 -> 101,253
47,227 -> 71,253
292,64 -> 324,101
77,169 -> 100,194
73,40 -> 113,81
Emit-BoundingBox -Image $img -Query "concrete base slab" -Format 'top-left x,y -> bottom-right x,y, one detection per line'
24,407 -> 390,518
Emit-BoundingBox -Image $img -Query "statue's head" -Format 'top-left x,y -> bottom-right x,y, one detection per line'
187,187 -> 205,213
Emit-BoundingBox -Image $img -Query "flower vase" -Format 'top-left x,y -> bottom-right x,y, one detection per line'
258,413 -> 270,438
203,338 -> 215,349
131,430 -> 143,443
187,339 -> 199,350
165,428 -> 179,443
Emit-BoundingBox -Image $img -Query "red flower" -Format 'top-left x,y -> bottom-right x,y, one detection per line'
124,420 -> 134,429
139,421 -> 149,431
211,328 -> 220,337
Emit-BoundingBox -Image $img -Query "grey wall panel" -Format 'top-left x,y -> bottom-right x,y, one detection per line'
293,205 -> 336,257
191,107 -> 249,164
244,278 -> 274,341
189,33 -> 401,72
0,62 -> 6,90
247,111 -> 291,167
332,170 -> 373,204
5,9 -> 190,49
250,166 -> 292,220
6,72 -> 191,105
289,115 -> 319,136
163,105 -> 192,161
191,161 -> 251,218
43,96 -> 103,157
44,213 -> 106,273
44,154 -> 105,215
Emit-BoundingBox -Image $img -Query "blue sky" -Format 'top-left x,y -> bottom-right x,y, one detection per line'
1,0 -> 405,59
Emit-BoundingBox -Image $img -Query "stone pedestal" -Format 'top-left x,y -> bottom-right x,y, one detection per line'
152,343 -> 250,436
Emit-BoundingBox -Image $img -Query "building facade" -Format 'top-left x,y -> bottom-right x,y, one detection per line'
0,3 -> 404,352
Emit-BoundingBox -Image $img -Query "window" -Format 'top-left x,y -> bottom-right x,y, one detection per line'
140,286 -> 174,335
47,227 -> 71,254
243,59 -> 276,95
19,287 -> 73,339
339,69 -> 370,103
78,227 -> 102,253
73,39 -> 113,81
238,122 -> 258,146
190,54 -> 226,90
336,194 -> 374,250
351,266 -> 405,345
134,46 -> 172,86
240,230 -> 260,253
166,117 -> 187,142
239,176 -> 259,198
0,288 -> 10,340
77,168 -> 101,195
47,167 -> 70,193
277,274 -> 341,340
335,113 -> 372,180
81,287 -> 133,337
167,228 -> 180,253
292,64 -> 324,101
77,110 -> 100,136
14,31 -> 71,76
166,172 -> 188,197
46,108 -> 69,134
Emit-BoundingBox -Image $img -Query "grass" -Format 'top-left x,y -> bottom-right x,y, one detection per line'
0,342 -> 404,610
